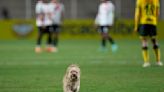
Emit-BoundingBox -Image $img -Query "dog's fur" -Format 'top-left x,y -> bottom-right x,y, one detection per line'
63,64 -> 80,92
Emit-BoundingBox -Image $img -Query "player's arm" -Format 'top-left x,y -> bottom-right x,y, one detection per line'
156,0 -> 160,21
48,4 -> 54,21
38,13 -> 45,22
134,1 -> 141,32
107,2 -> 115,27
36,4 -> 44,22
95,5 -> 101,27
47,11 -> 53,21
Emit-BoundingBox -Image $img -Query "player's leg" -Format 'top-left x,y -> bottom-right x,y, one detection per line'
106,26 -> 117,52
53,32 -> 59,50
108,35 -> 114,44
151,36 -> 163,66
47,26 -> 52,45
45,26 -> 53,52
99,26 -> 108,51
51,25 -> 60,52
108,34 -> 118,52
101,33 -> 107,48
53,25 -> 60,47
35,27 -> 44,53
53,32 -> 59,47
149,25 -> 163,66
50,32 -> 59,52
140,36 -> 150,67
138,24 -> 150,67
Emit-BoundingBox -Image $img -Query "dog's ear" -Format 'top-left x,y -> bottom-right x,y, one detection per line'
64,66 -> 70,78
66,66 -> 70,74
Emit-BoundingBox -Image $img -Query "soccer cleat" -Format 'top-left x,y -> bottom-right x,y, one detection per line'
35,46 -> 42,53
142,62 -> 151,68
45,46 -> 58,53
50,47 -> 58,53
46,47 -> 52,52
111,44 -> 118,52
156,61 -> 163,66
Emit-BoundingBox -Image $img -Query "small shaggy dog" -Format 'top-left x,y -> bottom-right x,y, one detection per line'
63,64 -> 80,92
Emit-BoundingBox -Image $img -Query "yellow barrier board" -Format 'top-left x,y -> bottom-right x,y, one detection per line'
0,19 -> 163,40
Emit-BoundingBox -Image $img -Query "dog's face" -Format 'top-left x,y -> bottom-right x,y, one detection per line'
67,65 -> 80,82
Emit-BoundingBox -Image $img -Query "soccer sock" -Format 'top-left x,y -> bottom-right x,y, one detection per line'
153,46 -> 161,62
151,38 -> 161,62
108,37 -> 115,45
37,33 -> 43,46
142,47 -> 149,63
53,37 -> 58,47
102,38 -> 106,47
47,34 -> 52,45
37,27 -> 44,46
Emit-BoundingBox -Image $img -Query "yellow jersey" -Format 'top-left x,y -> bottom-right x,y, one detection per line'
135,0 -> 160,25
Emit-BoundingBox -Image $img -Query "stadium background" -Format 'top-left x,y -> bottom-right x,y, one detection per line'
0,0 -> 164,19
0,0 -> 164,40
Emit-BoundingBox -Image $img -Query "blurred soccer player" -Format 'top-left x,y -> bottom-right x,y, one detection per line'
134,0 -> 163,67
35,0 -> 53,53
95,0 -> 118,52
49,0 -> 65,52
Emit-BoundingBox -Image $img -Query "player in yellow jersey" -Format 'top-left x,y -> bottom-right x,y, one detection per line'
134,0 -> 163,67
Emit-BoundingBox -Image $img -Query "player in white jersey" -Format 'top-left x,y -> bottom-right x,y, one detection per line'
35,0 -> 53,53
49,0 -> 65,52
95,0 -> 118,52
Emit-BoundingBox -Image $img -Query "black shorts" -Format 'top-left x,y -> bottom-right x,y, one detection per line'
51,24 -> 61,33
38,26 -> 51,34
98,26 -> 110,33
138,24 -> 157,36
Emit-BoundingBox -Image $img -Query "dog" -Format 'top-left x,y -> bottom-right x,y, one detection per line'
63,64 -> 80,92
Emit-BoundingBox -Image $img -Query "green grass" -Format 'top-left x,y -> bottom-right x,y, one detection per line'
0,39 -> 164,92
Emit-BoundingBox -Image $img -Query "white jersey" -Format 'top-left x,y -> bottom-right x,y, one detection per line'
35,2 -> 53,27
95,1 -> 115,26
49,2 -> 64,25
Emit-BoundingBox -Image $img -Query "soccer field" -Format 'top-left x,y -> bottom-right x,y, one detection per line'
0,39 -> 164,92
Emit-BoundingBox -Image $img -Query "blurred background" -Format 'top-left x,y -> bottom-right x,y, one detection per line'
0,0 -> 164,19
0,0 -> 164,39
